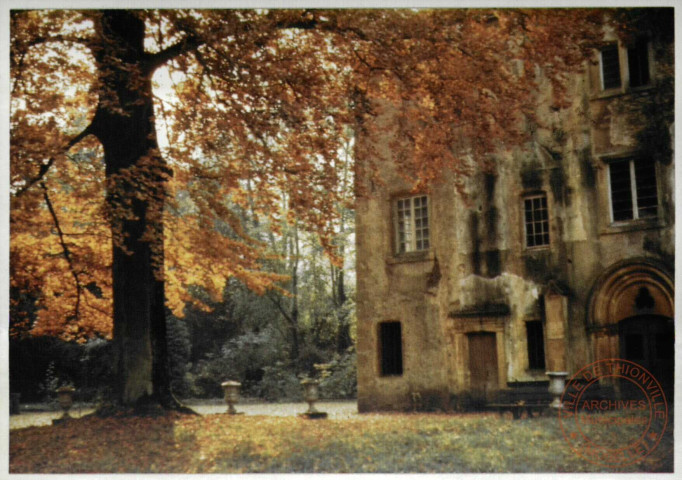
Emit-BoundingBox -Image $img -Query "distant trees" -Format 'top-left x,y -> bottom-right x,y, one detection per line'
173,171 -> 357,400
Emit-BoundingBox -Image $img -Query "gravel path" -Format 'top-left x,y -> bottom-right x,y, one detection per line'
9,400 -> 359,430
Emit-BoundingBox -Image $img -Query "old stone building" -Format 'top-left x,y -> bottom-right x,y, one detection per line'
355,22 -> 674,411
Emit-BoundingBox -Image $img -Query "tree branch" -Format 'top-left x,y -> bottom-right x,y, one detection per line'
14,126 -> 94,197
13,34 -> 94,54
270,10 -> 369,40
265,292 -> 294,325
40,181 -> 83,321
144,34 -> 202,73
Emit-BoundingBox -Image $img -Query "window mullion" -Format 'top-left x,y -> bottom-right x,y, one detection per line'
395,201 -> 402,253
410,198 -> 416,252
599,50 -> 606,90
606,165 -> 614,223
630,160 -> 639,219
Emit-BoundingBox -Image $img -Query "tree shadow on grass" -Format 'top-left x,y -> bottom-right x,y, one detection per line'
10,411 -> 199,473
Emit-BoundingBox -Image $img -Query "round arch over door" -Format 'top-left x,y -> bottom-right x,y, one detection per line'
588,260 -> 674,386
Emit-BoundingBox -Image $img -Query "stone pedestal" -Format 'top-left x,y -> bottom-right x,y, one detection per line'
53,386 -> 75,425
221,381 -> 243,415
300,379 -> 327,419
547,371 -> 568,409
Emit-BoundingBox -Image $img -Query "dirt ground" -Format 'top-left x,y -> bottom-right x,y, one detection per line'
9,400 -> 359,429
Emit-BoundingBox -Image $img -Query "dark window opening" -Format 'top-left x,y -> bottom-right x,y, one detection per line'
526,321 -> 546,370
628,38 -> 650,88
379,322 -> 403,376
524,194 -> 550,248
609,160 -> 633,221
601,44 -> 622,90
609,158 -> 658,222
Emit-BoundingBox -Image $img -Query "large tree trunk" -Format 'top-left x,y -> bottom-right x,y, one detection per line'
90,10 -> 179,409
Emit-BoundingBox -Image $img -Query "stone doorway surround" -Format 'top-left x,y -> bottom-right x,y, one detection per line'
447,305 -> 509,394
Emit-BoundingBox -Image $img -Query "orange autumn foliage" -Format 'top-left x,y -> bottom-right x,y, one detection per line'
11,9 -> 610,343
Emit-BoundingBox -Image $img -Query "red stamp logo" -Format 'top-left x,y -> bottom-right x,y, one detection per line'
559,359 -> 668,468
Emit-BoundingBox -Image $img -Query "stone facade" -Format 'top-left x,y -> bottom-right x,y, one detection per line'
355,28 -> 674,412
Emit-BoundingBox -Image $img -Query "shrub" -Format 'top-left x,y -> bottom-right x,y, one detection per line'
167,316 -> 192,398
187,326 -> 289,398
315,347 -> 357,399
38,362 -> 61,403
11,336 -> 84,402
258,361 -> 303,402
79,338 -> 115,401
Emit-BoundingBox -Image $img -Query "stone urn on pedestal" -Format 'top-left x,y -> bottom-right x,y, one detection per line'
53,386 -> 75,424
547,372 -> 569,409
221,380 -> 243,415
300,379 -> 327,419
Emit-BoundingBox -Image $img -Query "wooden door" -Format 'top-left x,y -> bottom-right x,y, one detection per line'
619,315 -> 674,391
468,332 -> 498,400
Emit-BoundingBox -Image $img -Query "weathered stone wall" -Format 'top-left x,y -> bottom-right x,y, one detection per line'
355,95 -> 452,411
355,33 -> 674,411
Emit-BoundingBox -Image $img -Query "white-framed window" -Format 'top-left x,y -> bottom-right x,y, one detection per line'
523,194 -> 550,248
600,44 -> 622,90
607,158 -> 658,222
599,38 -> 651,91
395,195 -> 429,253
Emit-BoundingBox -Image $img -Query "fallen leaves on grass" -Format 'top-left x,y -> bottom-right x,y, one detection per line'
9,411 -> 674,473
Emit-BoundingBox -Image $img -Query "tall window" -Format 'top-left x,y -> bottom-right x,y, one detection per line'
600,44 -> 622,90
608,158 -> 658,222
379,322 -> 403,376
600,39 -> 650,91
526,321 -> 546,370
524,194 -> 549,248
628,38 -> 651,88
395,195 -> 429,253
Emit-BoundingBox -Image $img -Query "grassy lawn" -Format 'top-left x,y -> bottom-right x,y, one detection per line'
9,410 -> 674,473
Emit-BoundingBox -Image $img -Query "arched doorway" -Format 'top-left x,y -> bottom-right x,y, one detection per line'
588,260 -> 674,390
